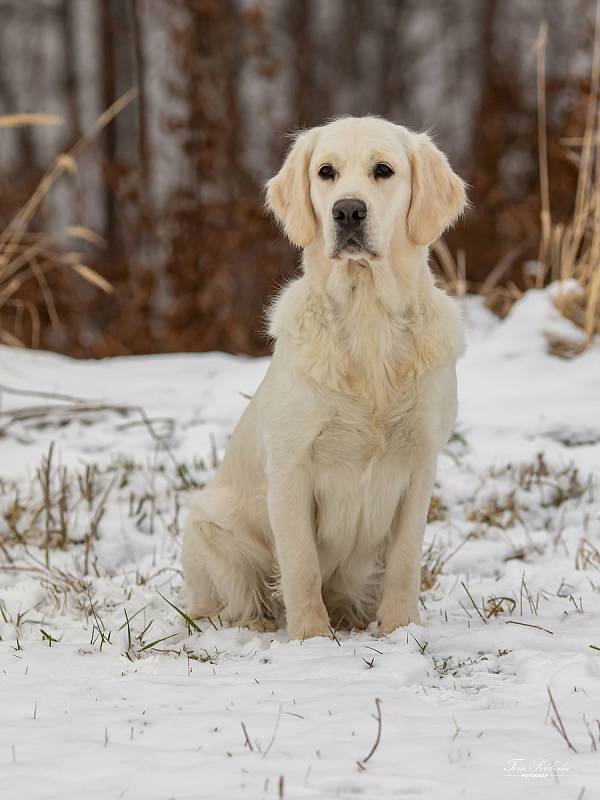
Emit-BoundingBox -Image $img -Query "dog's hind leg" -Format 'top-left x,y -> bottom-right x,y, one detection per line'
182,526 -> 222,619
183,488 -> 276,628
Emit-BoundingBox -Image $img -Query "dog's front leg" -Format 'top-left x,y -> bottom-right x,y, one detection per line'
268,468 -> 330,640
377,462 -> 436,634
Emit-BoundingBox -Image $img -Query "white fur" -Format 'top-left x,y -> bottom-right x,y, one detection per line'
183,116 -> 466,639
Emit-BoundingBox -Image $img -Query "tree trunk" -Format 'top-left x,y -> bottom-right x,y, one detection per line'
99,0 -> 118,254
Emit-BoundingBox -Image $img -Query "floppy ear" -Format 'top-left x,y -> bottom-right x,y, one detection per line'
407,133 -> 467,246
266,129 -> 318,248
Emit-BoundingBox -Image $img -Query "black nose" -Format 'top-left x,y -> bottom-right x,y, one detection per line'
332,198 -> 367,228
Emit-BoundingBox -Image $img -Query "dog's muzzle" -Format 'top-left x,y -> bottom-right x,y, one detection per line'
332,198 -> 373,257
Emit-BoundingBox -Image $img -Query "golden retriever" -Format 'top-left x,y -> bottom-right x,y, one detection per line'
183,116 -> 466,639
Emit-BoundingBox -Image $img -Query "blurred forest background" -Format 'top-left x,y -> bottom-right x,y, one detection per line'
0,0 -> 596,357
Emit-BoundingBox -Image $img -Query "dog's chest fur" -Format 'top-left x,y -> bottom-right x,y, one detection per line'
311,400 -> 417,576
269,270 -> 462,573
308,355 -> 423,573
311,399 -> 417,468
288,284 -> 436,564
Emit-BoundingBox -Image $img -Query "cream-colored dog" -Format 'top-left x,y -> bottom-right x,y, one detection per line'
183,116 -> 466,639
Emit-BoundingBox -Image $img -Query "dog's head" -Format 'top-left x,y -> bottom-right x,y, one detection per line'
266,116 -> 466,263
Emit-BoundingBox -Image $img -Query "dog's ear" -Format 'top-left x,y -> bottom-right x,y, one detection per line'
266,129 -> 318,248
407,133 -> 467,246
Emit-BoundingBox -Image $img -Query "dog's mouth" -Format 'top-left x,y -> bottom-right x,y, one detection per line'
332,234 -> 378,260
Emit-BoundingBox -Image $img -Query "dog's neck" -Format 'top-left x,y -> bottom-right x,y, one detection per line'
303,241 -> 433,323
269,244 -> 439,403
337,250 -> 427,389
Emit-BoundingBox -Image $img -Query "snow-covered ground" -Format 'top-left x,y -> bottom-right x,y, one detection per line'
1,288 -> 599,799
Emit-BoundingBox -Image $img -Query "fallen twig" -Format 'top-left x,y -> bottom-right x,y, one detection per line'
358,697 -> 383,769
461,581 -> 487,624
262,704 -> 283,759
0,383 -> 195,488
547,687 -> 578,752
241,721 -> 254,751
505,620 -> 554,635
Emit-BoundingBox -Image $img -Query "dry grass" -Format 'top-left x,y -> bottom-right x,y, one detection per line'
466,455 -> 589,532
431,238 -> 527,321
430,239 -> 468,298
420,540 -> 446,591
0,91 -> 136,347
576,537 -> 600,571
433,9 -> 600,349
535,6 -> 600,345
0,114 -> 63,129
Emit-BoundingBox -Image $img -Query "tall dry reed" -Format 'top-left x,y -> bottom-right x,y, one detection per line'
0,91 -> 136,347
536,5 -> 600,342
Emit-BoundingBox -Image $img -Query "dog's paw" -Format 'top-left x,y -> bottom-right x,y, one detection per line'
244,618 -> 278,633
377,603 -> 420,635
287,607 -> 331,641
187,603 -> 222,621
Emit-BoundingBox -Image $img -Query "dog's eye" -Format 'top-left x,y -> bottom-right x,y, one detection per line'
373,162 -> 394,179
318,164 -> 336,180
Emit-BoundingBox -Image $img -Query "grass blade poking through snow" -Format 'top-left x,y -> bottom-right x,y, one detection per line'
158,592 -> 202,635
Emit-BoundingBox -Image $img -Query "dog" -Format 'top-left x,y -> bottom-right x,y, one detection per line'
182,116 -> 466,639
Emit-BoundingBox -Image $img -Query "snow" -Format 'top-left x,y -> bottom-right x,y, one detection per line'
1,286 -> 599,799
